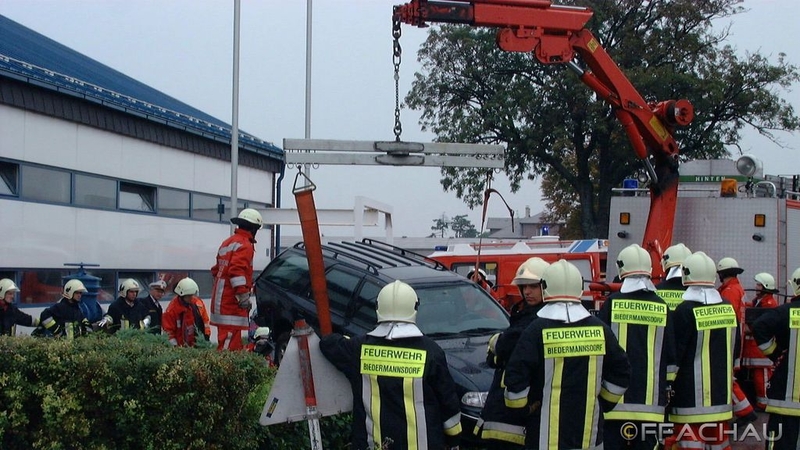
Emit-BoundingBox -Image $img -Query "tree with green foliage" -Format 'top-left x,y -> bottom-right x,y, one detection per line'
450,214 -> 479,238
404,0 -> 800,238
431,213 -> 450,237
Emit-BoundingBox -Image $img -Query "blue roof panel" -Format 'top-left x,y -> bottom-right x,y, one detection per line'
0,14 -> 282,159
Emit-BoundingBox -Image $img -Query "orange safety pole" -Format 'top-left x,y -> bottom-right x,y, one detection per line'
293,175 -> 333,336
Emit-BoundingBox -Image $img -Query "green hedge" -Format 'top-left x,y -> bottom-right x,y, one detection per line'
0,332 -> 351,450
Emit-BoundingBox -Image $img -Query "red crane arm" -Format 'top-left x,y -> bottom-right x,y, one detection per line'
394,0 -> 695,277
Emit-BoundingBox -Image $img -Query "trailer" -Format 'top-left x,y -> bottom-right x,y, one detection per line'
608,157 -> 800,298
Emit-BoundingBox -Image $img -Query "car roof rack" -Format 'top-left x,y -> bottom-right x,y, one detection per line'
292,238 -> 447,274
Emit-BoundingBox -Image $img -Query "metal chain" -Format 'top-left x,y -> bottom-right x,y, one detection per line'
392,16 -> 403,142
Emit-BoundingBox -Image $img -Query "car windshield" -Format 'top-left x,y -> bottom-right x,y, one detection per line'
414,282 -> 509,335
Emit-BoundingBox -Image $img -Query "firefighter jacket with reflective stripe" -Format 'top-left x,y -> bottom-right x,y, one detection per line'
106,297 -> 149,334
39,298 -> 88,339
477,302 -> 543,445
210,228 -> 254,329
162,296 -> 206,347
668,300 -> 737,423
742,293 -> 778,367
0,302 -> 37,336
320,332 -> 462,450
142,294 -> 164,334
656,276 -> 686,311
752,296 -> 800,416
598,290 -> 677,422
503,315 -> 631,449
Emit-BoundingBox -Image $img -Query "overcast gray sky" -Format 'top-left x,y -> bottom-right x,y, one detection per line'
2,0 -> 799,238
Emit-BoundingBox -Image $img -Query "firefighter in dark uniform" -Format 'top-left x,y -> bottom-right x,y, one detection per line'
504,259 -> 631,449
475,257 -> 550,448
0,278 -> 39,335
751,266 -> 800,449
665,251 -> 737,449
319,280 -> 462,450
598,244 -> 676,449
655,243 -> 692,311
38,279 -> 91,338
99,278 -> 151,333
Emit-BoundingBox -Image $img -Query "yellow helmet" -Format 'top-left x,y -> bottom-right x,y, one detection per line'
376,281 -> 419,323
717,257 -> 744,277
512,257 -> 550,285
682,252 -> 717,287
661,243 -> 692,272
63,279 -> 88,300
541,259 -> 584,303
616,244 -> 652,279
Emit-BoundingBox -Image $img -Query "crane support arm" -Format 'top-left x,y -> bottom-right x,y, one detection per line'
393,0 -> 695,276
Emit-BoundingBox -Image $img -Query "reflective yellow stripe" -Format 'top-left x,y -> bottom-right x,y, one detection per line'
612,299 -> 668,326
583,355 -> 597,449
404,377 -> 417,450
793,331 -> 800,404
669,410 -> 733,422
726,328 -> 733,403
701,330 -> 711,407
482,429 -> 525,445
765,404 -> 800,417
605,410 -> 666,422
360,345 -> 427,378
693,304 -> 737,330
549,359 -> 563,446
646,324 -> 656,405
370,375 -> 381,446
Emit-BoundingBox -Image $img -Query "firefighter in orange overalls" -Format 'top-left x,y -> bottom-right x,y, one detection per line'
716,256 -> 758,425
162,278 -> 207,347
741,272 -> 779,410
210,208 -> 263,351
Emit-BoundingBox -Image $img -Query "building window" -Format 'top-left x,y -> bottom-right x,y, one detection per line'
189,271 -> 214,298
18,270 -> 69,304
0,161 -> 19,196
192,193 -> 223,222
74,174 -> 116,209
119,181 -> 156,212
21,166 -> 70,204
221,198 -> 246,220
159,188 -> 190,218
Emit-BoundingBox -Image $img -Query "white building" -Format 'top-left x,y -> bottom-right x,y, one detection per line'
0,15 -> 283,307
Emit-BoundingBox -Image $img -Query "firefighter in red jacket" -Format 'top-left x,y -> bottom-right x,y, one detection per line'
210,208 -> 262,350
716,256 -> 757,425
741,272 -> 779,410
163,278 -> 206,347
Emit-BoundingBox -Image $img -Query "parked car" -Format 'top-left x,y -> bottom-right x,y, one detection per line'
253,238 -> 510,441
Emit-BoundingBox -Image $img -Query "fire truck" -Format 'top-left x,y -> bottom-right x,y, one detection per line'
608,156 -> 800,297
428,237 -> 608,309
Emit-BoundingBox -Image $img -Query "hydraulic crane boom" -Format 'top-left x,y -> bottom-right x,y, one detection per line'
394,0 -> 694,277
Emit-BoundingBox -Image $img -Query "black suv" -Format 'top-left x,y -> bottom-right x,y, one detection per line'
253,238 -> 510,440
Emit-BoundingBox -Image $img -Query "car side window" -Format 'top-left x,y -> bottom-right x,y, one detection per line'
325,268 -> 362,315
351,281 -> 380,329
260,254 -> 310,294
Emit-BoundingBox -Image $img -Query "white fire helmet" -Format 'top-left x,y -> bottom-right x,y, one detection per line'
253,327 -> 271,340
790,267 -> 800,297
119,279 -> 141,297
616,244 -> 652,279
512,257 -> 550,285
541,259 -> 584,303
174,278 -> 199,297
376,280 -> 419,324
717,257 -> 744,276
682,252 -> 717,287
661,243 -> 692,272
754,272 -> 776,292
231,208 -> 263,229
63,279 -> 88,300
0,278 -> 19,300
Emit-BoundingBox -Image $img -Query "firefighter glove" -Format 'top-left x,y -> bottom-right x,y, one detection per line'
142,315 -> 152,328
236,293 -> 252,310
96,315 -> 113,328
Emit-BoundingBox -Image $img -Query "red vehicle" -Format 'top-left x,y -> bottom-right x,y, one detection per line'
429,237 -> 608,310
